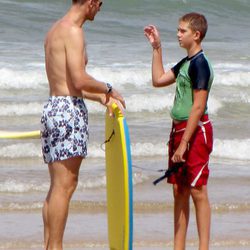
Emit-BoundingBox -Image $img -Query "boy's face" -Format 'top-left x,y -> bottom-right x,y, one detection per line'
177,21 -> 199,49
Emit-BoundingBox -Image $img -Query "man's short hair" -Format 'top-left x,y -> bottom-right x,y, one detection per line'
180,12 -> 208,41
72,0 -> 86,4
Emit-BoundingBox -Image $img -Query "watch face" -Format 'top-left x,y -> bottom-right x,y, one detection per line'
107,83 -> 112,93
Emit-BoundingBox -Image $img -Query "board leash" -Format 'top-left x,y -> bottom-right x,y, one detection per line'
100,130 -> 115,151
132,164 -> 183,186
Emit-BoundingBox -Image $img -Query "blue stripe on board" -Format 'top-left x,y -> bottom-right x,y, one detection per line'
123,117 -> 133,250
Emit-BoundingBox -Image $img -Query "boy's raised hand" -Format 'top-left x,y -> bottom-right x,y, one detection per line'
144,25 -> 161,49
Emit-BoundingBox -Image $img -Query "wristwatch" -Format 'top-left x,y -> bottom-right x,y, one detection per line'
106,83 -> 113,94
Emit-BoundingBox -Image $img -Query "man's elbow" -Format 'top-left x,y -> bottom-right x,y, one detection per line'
72,81 -> 85,91
72,75 -> 89,91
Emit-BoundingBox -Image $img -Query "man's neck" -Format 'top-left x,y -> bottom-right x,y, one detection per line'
66,4 -> 87,27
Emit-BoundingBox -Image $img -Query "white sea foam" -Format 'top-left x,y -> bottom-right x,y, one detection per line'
0,67 -> 47,89
214,71 -> 250,87
0,102 -> 43,116
0,172 -> 149,194
88,67 -> 151,88
0,93 -> 223,117
0,179 -> 49,193
0,143 -> 42,158
207,96 -> 223,115
213,138 -> 250,161
1,139 -> 250,161
0,63 -> 249,90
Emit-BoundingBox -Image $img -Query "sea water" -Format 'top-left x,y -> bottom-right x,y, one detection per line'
0,0 -> 250,249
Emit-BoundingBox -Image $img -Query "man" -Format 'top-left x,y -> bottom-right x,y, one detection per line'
40,0 -> 125,249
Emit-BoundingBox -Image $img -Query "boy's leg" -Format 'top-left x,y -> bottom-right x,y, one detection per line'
44,156 -> 82,250
173,184 -> 191,250
191,185 -> 211,250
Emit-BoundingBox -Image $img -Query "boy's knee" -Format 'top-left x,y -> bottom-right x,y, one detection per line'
173,184 -> 190,199
191,186 -> 208,202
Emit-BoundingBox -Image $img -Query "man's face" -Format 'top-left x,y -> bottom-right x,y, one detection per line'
87,0 -> 103,21
177,21 -> 198,49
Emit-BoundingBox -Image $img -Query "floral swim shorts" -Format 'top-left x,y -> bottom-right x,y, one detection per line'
40,96 -> 89,164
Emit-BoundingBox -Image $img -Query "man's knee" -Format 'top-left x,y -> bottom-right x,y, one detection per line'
64,175 -> 78,194
52,175 -> 79,198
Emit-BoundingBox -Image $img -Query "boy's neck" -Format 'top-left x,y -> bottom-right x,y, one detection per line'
187,44 -> 202,58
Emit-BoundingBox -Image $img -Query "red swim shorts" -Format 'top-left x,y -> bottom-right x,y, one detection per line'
167,115 -> 213,187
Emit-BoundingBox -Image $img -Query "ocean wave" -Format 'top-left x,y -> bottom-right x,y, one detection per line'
0,172 -> 148,194
214,71 -> 250,87
0,67 -> 47,90
1,139 -> 250,161
0,142 -> 166,159
0,93 -> 223,117
213,138 -> 250,160
0,179 -> 49,193
1,200 -> 249,214
1,63 -> 250,90
0,102 -> 43,116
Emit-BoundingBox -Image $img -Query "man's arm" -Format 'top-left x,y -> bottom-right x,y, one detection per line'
65,27 -> 108,93
65,26 -> 125,110
81,90 -> 105,104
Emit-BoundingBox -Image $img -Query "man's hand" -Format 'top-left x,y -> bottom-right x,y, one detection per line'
144,25 -> 161,49
100,89 -> 126,117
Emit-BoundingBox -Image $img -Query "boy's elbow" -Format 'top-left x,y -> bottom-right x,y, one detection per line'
152,80 -> 159,88
193,104 -> 206,115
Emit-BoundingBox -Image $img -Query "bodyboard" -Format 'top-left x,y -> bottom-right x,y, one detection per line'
105,103 -> 133,250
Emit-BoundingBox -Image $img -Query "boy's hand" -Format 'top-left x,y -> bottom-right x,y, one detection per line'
171,140 -> 187,163
144,25 -> 161,49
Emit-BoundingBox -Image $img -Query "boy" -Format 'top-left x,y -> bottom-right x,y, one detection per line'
144,13 -> 213,250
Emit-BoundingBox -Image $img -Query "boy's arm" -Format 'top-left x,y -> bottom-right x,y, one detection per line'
152,47 -> 176,87
171,89 -> 208,163
144,25 -> 175,88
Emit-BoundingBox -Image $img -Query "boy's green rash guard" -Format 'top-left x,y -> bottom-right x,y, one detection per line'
170,50 -> 214,121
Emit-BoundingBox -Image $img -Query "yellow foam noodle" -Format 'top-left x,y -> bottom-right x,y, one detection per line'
0,130 -> 41,139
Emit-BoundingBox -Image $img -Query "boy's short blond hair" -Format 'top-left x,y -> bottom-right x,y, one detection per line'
180,12 -> 208,41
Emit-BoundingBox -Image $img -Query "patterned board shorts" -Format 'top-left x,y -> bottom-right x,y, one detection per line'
40,96 -> 89,164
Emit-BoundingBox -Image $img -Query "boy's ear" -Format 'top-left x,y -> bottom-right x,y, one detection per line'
193,30 -> 201,42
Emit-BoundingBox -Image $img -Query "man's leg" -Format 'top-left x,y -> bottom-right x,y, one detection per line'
173,184 -> 191,250
191,185 -> 211,250
43,156 -> 82,250
43,187 -> 51,249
